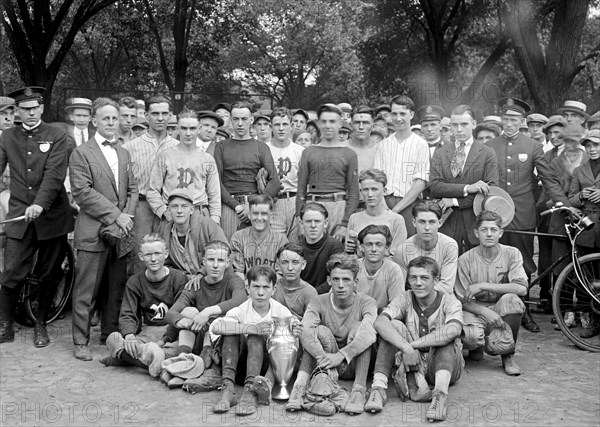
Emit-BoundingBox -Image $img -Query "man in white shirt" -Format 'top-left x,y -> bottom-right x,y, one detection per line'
266,108 -> 304,239
70,98 -> 138,361
373,95 -> 430,236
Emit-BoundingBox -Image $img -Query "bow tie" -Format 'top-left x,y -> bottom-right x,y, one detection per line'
102,140 -> 116,147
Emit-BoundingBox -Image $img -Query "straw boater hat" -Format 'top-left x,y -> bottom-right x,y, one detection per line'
473,186 -> 515,228
64,97 -> 93,112
557,100 -> 590,120
482,115 -> 502,126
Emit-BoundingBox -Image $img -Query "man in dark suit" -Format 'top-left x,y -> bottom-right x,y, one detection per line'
487,98 -> 572,332
70,98 -> 138,361
429,104 -> 499,255
0,86 -> 74,347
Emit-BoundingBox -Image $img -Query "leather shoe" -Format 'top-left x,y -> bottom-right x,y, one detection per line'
74,344 -> 93,361
0,320 -> 15,343
33,322 -> 50,348
521,310 -> 540,332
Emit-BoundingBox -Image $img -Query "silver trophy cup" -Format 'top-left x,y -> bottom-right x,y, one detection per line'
267,316 -> 299,400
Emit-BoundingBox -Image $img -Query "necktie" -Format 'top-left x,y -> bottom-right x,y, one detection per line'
79,129 -> 85,145
102,140 -> 115,147
551,146 -> 558,160
451,142 -> 466,178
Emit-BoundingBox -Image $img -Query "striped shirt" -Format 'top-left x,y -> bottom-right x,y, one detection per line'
123,132 -> 178,195
373,132 -> 430,197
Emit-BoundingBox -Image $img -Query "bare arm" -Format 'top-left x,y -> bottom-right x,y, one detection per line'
392,179 -> 427,213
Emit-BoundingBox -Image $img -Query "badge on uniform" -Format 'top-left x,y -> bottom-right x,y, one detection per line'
39,141 -> 51,153
518,153 -> 528,162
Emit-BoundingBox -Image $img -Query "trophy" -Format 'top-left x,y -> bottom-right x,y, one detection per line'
267,316 -> 299,400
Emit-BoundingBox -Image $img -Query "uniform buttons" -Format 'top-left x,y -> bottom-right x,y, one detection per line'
507,169 -> 511,172
27,151 -> 32,155
507,182 -> 511,186
28,135 -> 32,139
27,168 -> 32,172
508,142 -> 512,146
507,156 -> 511,159
28,186 -> 32,190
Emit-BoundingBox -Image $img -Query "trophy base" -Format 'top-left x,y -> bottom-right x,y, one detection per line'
271,384 -> 291,401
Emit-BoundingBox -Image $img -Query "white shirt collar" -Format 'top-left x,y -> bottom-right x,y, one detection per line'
22,121 -> 42,131
455,137 -> 473,148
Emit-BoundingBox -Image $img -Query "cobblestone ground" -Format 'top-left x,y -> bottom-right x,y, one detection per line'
1,310 -> 599,427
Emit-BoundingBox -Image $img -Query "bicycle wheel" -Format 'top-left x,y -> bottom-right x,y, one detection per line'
24,245 -> 75,324
552,253 -> 600,352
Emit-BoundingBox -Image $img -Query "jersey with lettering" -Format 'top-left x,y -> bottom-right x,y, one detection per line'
266,141 -> 304,193
230,228 -> 289,274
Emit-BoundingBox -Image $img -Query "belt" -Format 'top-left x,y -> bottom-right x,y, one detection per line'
231,193 -> 258,203
139,194 -> 146,201
278,191 -> 297,199
306,192 -> 346,202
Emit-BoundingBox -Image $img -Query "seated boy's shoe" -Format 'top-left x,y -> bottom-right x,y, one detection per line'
235,384 -> 258,416
33,322 -> 50,348
580,316 -> 600,338
182,368 -> 222,393
555,311 -> 576,330
213,383 -> 237,413
285,383 -> 305,412
426,390 -> 448,422
364,387 -> 387,413
252,376 -> 272,405
344,388 -> 366,415
468,346 -> 484,361
199,345 -> 213,369
99,354 -> 127,367
521,310 -> 540,332
502,354 -> 521,376
0,320 -> 15,343
74,344 -> 93,361
393,365 -> 409,401
159,370 -> 172,385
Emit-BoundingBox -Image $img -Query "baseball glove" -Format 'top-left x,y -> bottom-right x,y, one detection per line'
301,367 -> 349,416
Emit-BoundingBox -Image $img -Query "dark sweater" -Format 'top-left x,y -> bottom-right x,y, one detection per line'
300,234 -> 344,294
296,145 -> 359,226
165,269 -> 247,326
213,138 -> 280,209
119,268 -> 188,337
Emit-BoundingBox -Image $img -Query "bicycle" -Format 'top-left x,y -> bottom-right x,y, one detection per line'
0,230 -> 75,327
517,203 -> 600,352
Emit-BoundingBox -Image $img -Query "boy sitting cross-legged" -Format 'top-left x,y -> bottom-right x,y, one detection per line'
209,265 -> 300,416
101,234 -> 188,376
161,240 -> 247,389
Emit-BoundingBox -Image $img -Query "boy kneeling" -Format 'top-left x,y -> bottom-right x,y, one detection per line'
369,256 -> 464,422
209,265 -> 298,415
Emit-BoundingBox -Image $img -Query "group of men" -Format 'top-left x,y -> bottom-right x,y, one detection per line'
0,86 -> 599,422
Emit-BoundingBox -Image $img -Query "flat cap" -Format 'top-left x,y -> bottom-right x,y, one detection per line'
0,97 -> 16,112
168,188 -> 194,204
526,113 -> 548,125
198,110 -> 225,127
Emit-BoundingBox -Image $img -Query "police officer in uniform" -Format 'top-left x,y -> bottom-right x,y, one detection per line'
0,87 -> 74,347
486,97 -> 569,333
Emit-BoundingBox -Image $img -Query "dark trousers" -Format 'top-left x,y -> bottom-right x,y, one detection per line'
221,334 -> 269,386
71,247 -> 127,345
536,215 -> 553,300
0,224 -> 67,322
384,195 -> 419,237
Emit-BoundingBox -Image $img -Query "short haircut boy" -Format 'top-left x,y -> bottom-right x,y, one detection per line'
276,242 -> 305,260
412,200 -> 443,220
475,210 -> 503,229
299,202 -> 329,219
407,256 -> 440,279
248,194 -> 274,211
326,253 -> 360,278
357,224 -> 392,247
246,265 -> 278,286
358,169 -> 388,187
